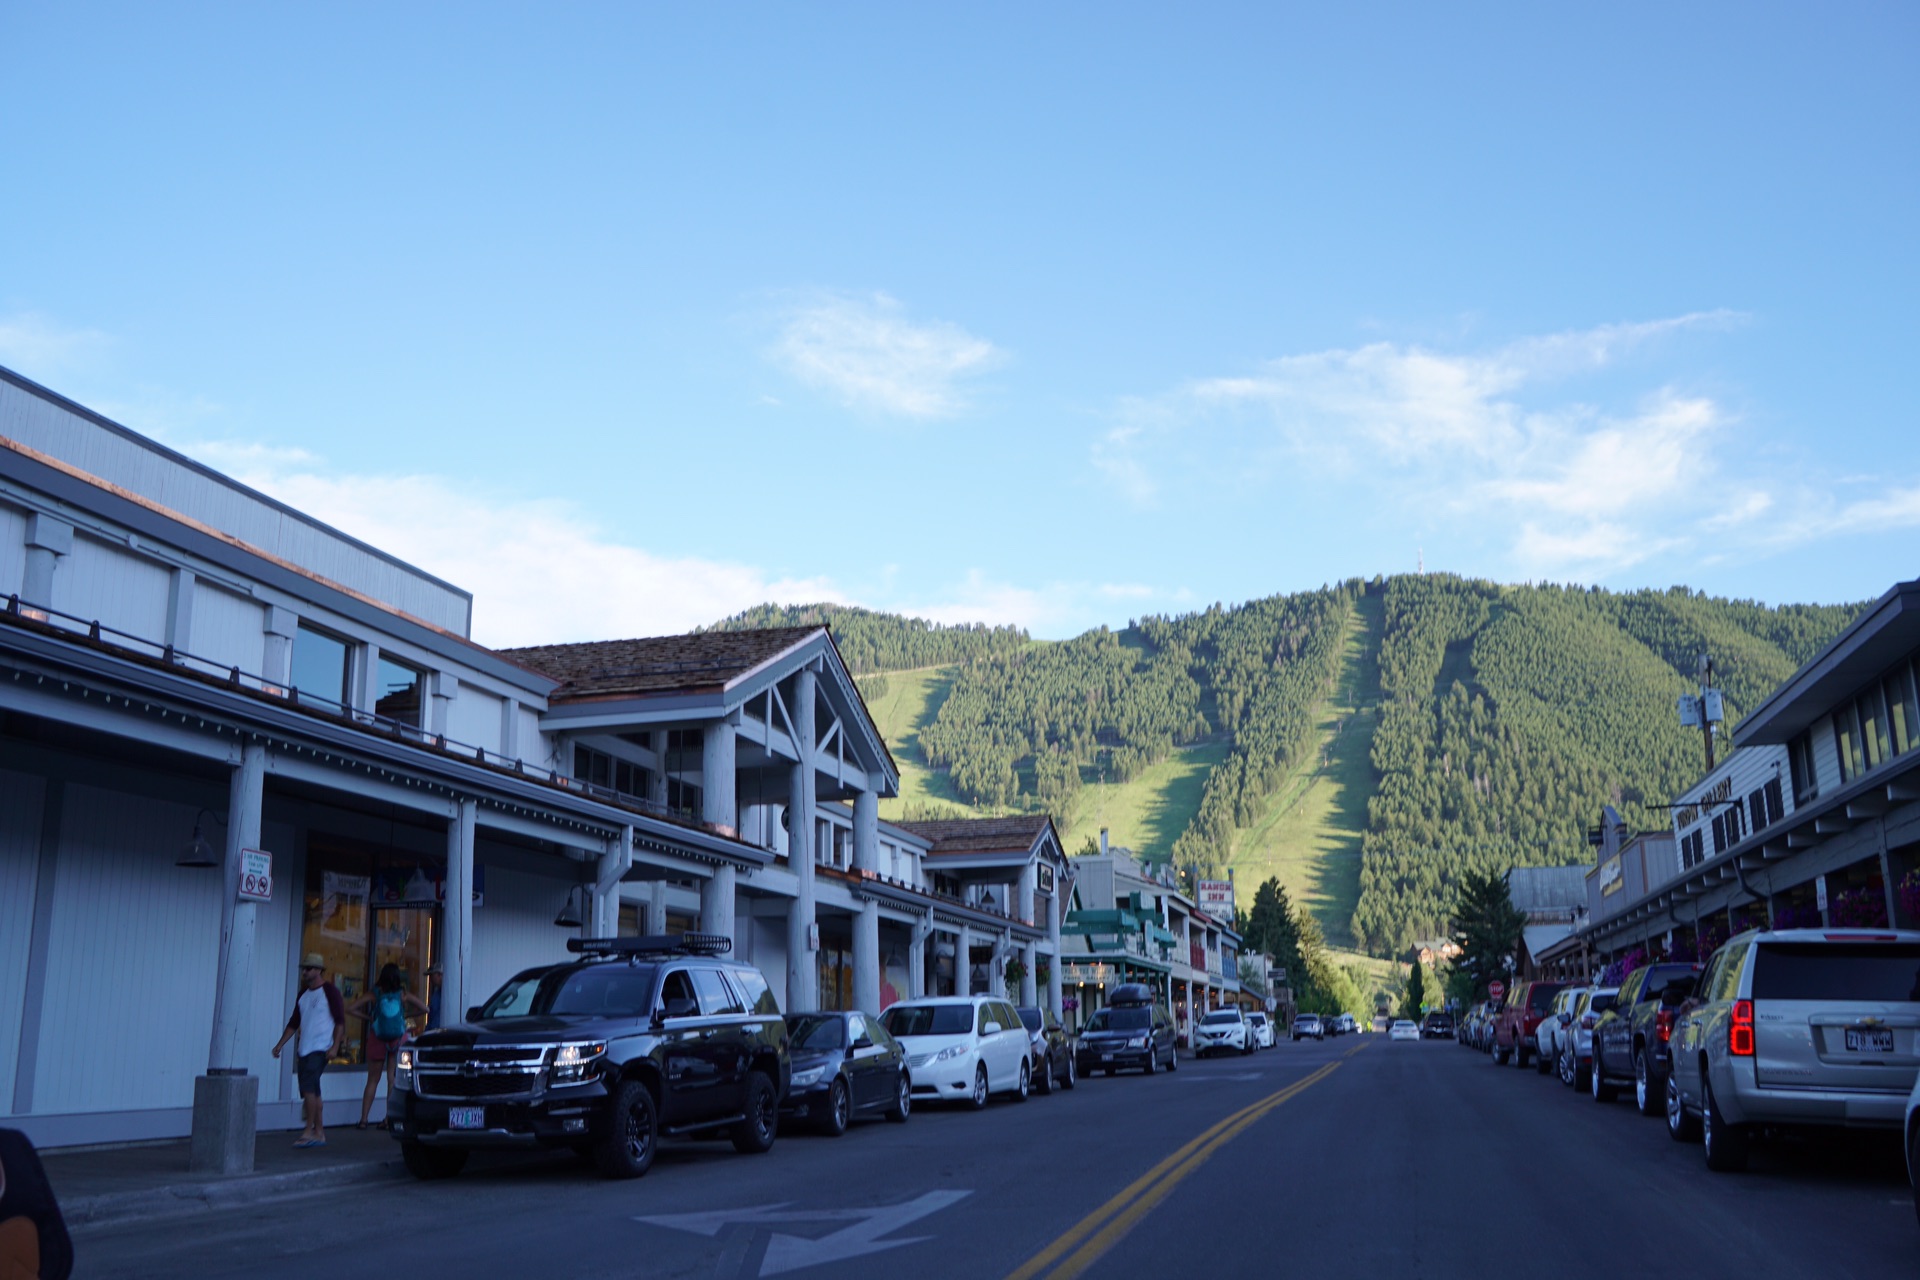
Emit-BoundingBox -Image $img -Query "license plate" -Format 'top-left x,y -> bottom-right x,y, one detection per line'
1844,1028 -> 1894,1053
448,1106 -> 486,1129
1101,1053 -> 1114,1061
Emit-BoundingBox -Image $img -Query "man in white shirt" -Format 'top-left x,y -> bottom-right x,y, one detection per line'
272,954 -> 345,1148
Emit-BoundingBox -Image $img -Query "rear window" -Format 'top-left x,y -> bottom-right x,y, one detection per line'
1752,943 -> 1920,1002
881,1004 -> 975,1036
1588,993 -> 1616,1015
1017,1008 -> 1043,1033
1527,984 -> 1564,1013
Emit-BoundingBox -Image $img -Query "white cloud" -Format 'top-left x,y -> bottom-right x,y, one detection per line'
768,292 -> 1002,418
0,311 -> 111,378
1100,313 -> 1764,578
193,446 -> 847,647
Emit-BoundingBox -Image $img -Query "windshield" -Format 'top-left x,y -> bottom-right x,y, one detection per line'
785,1015 -> 846,1052
479,963 -> 659,1019
1017,1008 -> 1043,1032
1086,1006 -> 1152,1032
881,1004 -> 975,1037
1753,943 -> 1920,1001
1202,1011 -> 1240,1025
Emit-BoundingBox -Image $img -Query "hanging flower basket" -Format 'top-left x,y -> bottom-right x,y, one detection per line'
1830,884 -> 1889,929
1003,957 -> 1028,988
1773,901 -> 1821,930
1900,870 -> 1920,924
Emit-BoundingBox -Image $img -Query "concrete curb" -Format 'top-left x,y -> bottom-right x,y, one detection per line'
63,1157 -> 408,1232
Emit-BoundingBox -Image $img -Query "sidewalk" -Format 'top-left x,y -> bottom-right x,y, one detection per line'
44,1125 -> 406,1232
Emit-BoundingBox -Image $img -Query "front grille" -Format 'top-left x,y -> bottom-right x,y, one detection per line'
417,1044 -> 547,1070
417,1071 -> 540,1099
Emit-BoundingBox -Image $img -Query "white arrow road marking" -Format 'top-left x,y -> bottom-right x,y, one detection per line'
1183,1072 -> 1261,1081
637,1189 -> 972,1276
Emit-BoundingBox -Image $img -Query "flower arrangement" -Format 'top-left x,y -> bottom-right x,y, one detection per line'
1830,884 -> 1889,929
1900,870 -> 1920,925
1697,917 -> 1729,958
1003,956 -> 1028,988
1668,932 -> 1698,963
1061,995 -> 1079,1012
1730,905 -> 1767,934
1773,901 -> 1821,930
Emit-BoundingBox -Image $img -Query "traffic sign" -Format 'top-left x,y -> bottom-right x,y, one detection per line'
239,848 -> 273,902
1486,980 -> 1505,1001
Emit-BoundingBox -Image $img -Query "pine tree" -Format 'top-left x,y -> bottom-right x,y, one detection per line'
1447,868 -> 1525,1001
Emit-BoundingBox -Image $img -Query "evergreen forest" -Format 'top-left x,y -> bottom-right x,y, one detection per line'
711,578 -> 1863,962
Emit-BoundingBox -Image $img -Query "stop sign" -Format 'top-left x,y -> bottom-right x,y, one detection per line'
1487,980 -> 1506,1001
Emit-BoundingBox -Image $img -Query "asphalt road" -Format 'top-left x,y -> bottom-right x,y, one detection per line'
79,1037 -> 1916,1279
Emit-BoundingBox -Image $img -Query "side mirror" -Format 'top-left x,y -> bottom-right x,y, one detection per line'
465,1006 -> 485,1022
851,1034 -> 874,1051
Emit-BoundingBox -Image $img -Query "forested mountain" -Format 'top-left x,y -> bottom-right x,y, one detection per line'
710,579 -> 1863,959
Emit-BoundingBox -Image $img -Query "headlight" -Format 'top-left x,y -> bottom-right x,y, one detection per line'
790,1065 -> 828,1088
549,1041 -> 607,1084
1126,1036 -> 1148,1050
393,1047 -> 415,1090
933,1044 -> 970,1063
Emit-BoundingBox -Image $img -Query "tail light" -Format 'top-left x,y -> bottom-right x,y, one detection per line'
1655,1008 -> 1674,1043
1581,1014 -> 1597,1031
1729,999 -> 1754,1057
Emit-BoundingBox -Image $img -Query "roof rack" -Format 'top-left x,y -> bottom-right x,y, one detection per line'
566,933 -> 734,958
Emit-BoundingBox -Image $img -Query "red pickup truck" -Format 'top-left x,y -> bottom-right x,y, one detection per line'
1493,980 -> 1568,1069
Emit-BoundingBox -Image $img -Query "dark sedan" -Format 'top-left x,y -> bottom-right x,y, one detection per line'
780,1011 -> 911,1136
1016,1005 -> 1077,1094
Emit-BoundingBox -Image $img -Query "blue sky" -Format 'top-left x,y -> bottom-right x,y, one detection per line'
4,4 -> 1916,645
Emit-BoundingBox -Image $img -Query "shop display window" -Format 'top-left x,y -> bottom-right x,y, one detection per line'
299,842 -> 442,1066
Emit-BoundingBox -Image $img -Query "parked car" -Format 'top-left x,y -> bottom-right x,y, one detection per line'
1195,1008 -> 1253,1057
880,996 -> 1032,1109
1906,1070 -> 1919,1226
1492,981 -> 1568,1069
1421,1012 -> 1454,1040
390,934 -> 789,1181
1590,961 -> 1702,1111
1389,1019 -> 1419,1042
1477,1003 -> 1503,1053
1334,1012 -> 1359,1035
1555,985 -> 1618,1092
1292,1013 -> 1325,1041
781,1011 -> 911,1135
1667,928 -> 1920,1172
1535,988 -> 1578,1076
1076,984 -> 1177,1074
1016,1005 -> 1077,1093
1246,1011 -> 1276,1048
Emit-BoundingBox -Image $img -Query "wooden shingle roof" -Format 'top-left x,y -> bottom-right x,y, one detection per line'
894,814 -> 1053,856
500,626 -> 821,701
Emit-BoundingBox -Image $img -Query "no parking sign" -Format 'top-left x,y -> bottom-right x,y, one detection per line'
239,849 -> 273,902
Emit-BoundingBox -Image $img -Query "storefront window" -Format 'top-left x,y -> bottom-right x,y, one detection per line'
300,842 -> 442,1066
1886,663 -> 1918,758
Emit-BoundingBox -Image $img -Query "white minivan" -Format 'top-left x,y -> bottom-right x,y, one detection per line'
879,996 -> 1033,1109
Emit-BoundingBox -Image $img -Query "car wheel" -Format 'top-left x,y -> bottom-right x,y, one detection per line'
400,1141 -> 468,1181
1666,1073 -> 1700,1143
1166,1044 -> 1178,1072
1591,1056 -> 1617,1103
969,1063 -> 990,1109
730,1072 -> 779,1154
1494,1045 -> 1510,1065
594,1078 -> 658,1179
818,1077 -> 850,1137
1013,1059 -> 1030,1101
1702,1077 -> 1749,1172
1534,1044 -> 1552,1075
1037,1055 -> 1055,1096
1573,1058 -> 1590,1093
1634,1050 -> 1660,1117
1062,1052 -> 1077,1089
1557,1050 -> 1574,1087
1906,1124 -> 1919,1226
1144,1046 -> 1158,1075
886,1071 -> 911,1123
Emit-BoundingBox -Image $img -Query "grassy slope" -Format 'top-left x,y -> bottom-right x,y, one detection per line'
1227,592 -> 1383,952
866,667 -> 982,821
1061,739 -> 1231,862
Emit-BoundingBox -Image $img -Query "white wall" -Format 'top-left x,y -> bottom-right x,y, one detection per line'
0,501 -> 25,598
0,769 -> 45,1109
469,859 -> 577,1008
193,581 -> 266,674
29,785 -> 222,1115
57,534 -> 171,639
1811,712 -> 1842,794
448,683 -> 504,755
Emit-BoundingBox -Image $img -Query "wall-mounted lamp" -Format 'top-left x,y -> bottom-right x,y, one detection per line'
177,809 -> 222,869
553,885 -> 585,929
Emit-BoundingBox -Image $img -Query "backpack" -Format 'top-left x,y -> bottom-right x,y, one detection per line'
372,990 -> 407,1040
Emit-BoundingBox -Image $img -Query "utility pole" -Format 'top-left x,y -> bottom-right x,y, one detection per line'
1676,654 -> 1723,772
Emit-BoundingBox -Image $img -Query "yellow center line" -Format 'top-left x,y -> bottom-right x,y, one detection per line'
1006,1044 -> 1364,1280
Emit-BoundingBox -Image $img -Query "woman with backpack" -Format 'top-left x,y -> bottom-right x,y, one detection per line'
347,964 -> 430,1130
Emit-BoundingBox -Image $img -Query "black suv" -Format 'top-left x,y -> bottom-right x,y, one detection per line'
390,935 -> 790,1180
1074,983 -> 1177,1075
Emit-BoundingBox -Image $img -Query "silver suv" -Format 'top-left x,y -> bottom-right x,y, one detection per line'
1666,928 -> 1920,1171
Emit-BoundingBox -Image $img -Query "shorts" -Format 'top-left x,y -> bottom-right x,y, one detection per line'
296,1051 -> 327,1097
367,1034 -> 403,1064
